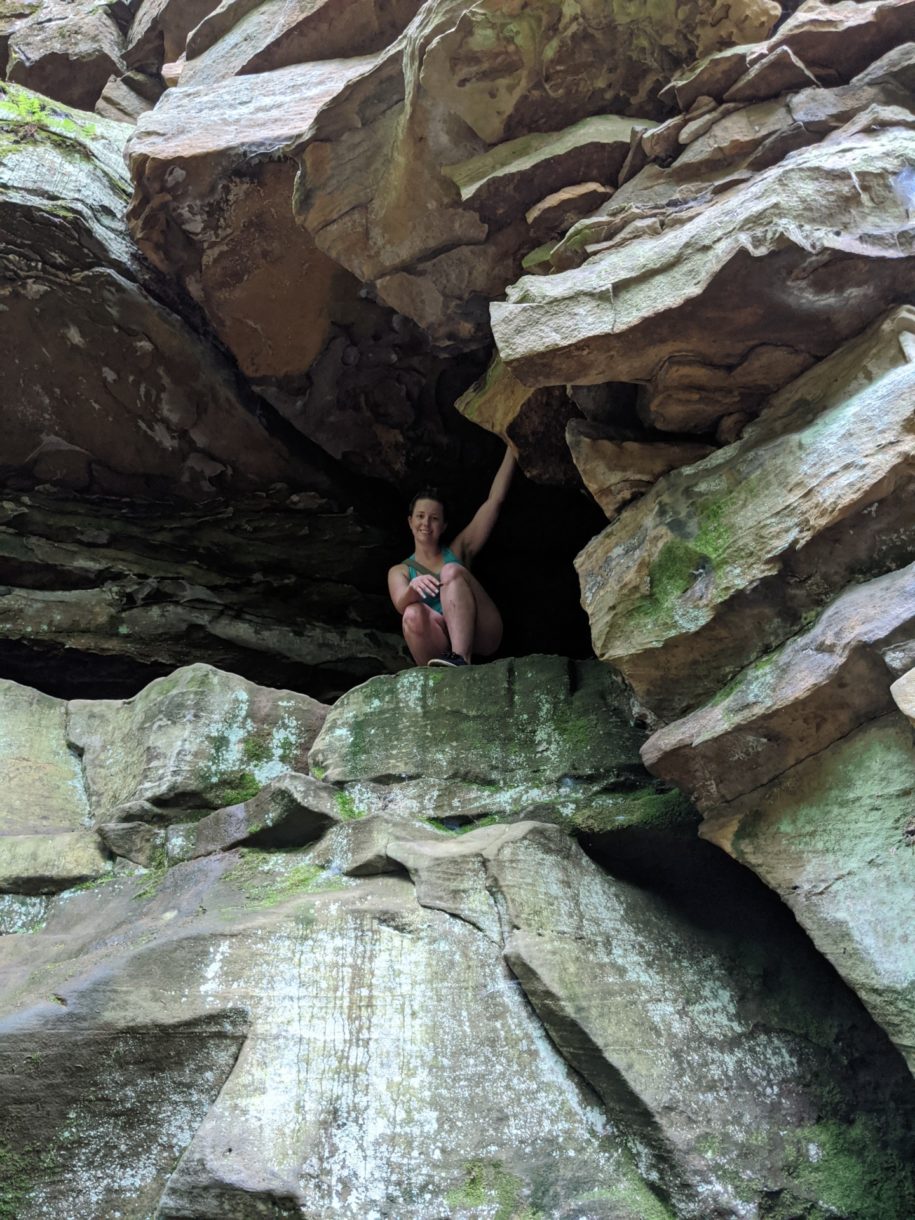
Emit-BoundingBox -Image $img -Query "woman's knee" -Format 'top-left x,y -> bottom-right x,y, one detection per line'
402,603 -> 429,634
440,563 -> 469,586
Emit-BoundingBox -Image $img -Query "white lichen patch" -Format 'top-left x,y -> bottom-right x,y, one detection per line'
164,878 -> 630,1218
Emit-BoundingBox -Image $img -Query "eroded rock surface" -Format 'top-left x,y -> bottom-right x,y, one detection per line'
3,799 -> 912,1216
309,655 -> 688,834
577,309 -> 915,719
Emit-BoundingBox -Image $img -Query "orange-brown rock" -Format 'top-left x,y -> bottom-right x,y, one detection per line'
127,60 -> 370,383
567,422 -> 713,520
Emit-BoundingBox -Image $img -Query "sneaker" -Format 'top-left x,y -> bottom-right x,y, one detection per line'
428,651 -> 468,668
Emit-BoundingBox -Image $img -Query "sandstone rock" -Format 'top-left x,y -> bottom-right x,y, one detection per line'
179,0 -> 422,87
94,69 -> 163,123
290,0 -> 781,345
575,309 -> 915,718
0,849 -> 657,1218
389,820 -> 915,1216
127,59 -> 373,383
771,0 -> 915,82
444,114 -> 648,228
417,0 -> 778,145
0,680 -> 109,893
5,0 -> 124,110
701,712 -> 915,1077
526,181 -> 614,243
661,0 -> 915,110
0,680 -> 88,833
2,814 -> 911,1216
68,664 -> 328,824
308,656 -> 691,835
567,420 -> 713,520
890,666 -> 915,726
454,357 -> 580,485
0,831 -> 110,894
309,810 -> 443,876
0,83 -> 318,500
97,819 -> 164,866
492,123 -> 915,420
723,43 -> 820,102
125,0 -> 220,73
642,562 -> 915,809
189,771 -> 342,857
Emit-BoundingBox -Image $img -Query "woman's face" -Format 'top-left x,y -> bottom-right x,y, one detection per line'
409,498 -> 446,547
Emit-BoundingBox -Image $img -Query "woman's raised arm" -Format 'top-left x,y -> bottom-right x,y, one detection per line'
451,445 -> 516,565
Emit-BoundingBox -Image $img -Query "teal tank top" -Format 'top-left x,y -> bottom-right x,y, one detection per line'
404,546 -> 462,615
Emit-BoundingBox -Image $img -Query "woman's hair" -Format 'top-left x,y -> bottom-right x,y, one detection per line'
409,488 -> 447,518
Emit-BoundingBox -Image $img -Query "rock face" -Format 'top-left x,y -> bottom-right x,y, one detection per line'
576,308 -> 915,719
308,656 -> 690,835
4,2 -> 915,1216
2,664 -> 913,1217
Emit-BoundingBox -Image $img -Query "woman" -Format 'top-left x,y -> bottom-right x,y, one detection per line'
388,446 -> 516,667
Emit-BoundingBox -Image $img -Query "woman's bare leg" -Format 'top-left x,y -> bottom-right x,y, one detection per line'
439,564 -> 476,660
439,564 -> 502,661
402,602 -> 449,666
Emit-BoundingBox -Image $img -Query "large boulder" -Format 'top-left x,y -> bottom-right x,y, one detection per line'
641,561 -> 915,1076
0,82 -> 314,500
575,309 -> 915,719
288,0 -> 780,346
68,663 -> 328,823
2,815 -> 912,1217
0,680 -> 108,895
308,655 -> 690,835
3,0 -> 124,110
492,118 -> 915,424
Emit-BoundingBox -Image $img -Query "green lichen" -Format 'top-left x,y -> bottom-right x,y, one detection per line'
781,1117 -> 915,1218
241,734 -> 273,765
631,537 -> 705,624
227,849 -> 344,908
0,1141 -> 55,1219
693,496 -> 732,561
0,1143 -> 32,1219
310,764 -> 327,780
334,790 -> 364,821
445,1159 -> 539,1220
211,771 -> 260,808
131,863 -> 168,902
572,786 -> 694,835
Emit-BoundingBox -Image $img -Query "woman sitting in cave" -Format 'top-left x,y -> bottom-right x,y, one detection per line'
388,445 -> 516,667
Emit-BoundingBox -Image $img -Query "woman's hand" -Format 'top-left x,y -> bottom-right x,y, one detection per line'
409,573 -> 440,600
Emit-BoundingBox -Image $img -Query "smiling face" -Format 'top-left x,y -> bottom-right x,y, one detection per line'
408,498 -> 446,549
